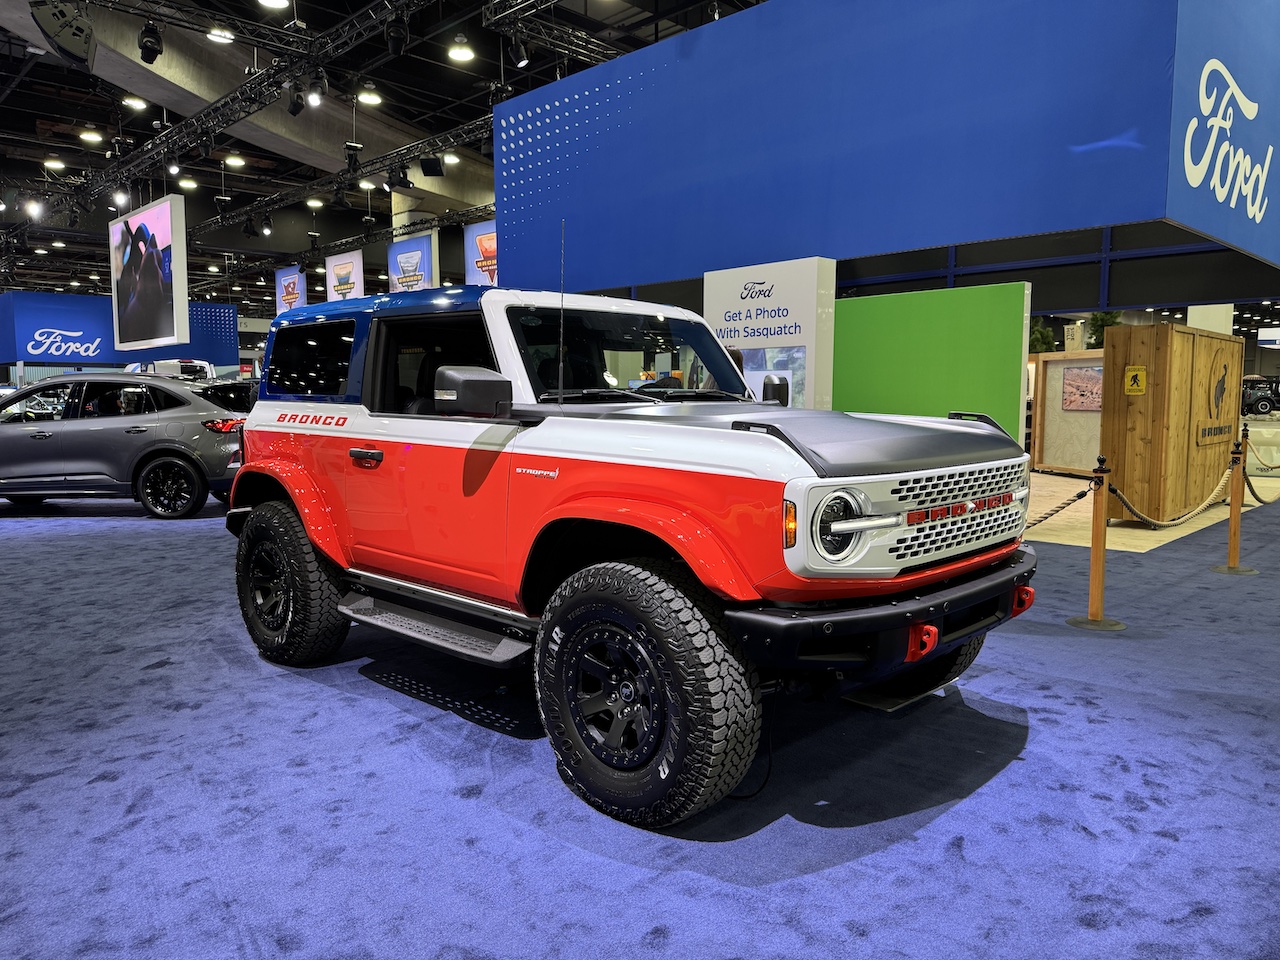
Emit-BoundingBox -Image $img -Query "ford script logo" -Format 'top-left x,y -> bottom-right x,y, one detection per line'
26,328 -> 103,358
740,280 -> 774,300
1184,58 -> 1273,224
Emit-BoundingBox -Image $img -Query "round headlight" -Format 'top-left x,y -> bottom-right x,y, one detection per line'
813,490 -> 861,562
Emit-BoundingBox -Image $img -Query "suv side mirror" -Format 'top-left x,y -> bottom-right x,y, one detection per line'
761,374 -> 789,407
434,366 -> 512,417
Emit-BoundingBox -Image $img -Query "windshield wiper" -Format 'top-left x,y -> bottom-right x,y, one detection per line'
536,388 -> 660,404
635,387 -> 750,401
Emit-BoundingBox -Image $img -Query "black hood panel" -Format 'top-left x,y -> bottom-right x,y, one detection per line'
544,402 -> 1026,477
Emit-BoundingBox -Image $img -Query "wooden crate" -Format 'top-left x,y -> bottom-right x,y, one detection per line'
1100,324 -> 1243,523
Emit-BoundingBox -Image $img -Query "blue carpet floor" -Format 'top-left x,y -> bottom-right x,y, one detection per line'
1,497 -> 1278,960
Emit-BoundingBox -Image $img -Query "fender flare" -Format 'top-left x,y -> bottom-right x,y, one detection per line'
534,496 -> 761,601
230,461 -> 349,567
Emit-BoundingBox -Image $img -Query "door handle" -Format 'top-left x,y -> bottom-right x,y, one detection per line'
348,447 -> 384,465
30,431 -> 53,440
124,426 -> 149,434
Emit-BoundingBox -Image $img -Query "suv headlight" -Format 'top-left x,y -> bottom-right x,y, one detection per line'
812,489 -> 863,562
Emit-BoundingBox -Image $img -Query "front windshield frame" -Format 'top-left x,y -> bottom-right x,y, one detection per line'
505,305 -> 748,401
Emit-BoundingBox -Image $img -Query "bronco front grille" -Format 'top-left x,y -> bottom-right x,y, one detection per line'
890,461 -> 1027,510
888,507 -> 1025,562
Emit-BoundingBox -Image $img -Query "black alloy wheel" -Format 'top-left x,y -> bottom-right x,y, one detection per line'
535,560 -> 761,828
235,501 -> 349,664
137,456 -> 208,519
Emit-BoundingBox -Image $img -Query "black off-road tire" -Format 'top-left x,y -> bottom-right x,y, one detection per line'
137,456 -> 208,519
236,501 -> 349,665
5,495 -> 47,506
535,560 -> 762,828
871,632 -> 987,699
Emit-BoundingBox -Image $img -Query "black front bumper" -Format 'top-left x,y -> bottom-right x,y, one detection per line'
723,545 -> 1037,681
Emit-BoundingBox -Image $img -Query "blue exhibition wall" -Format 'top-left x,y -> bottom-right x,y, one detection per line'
1166,0 -> 1280,268
0,291 -> 237,367
495,0 -> 1179,292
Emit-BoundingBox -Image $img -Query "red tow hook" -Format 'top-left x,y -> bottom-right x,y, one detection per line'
1012,585 -> 1036,617
905,623 -> 939,663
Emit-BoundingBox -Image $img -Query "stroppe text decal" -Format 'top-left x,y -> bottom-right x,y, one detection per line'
1184,58 -> 1273,224
516,466 -> 559,480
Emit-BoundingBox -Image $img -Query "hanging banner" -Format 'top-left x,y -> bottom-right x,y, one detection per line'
387,232 -> 437,292
109,193 -> 190,350
703,257 -> 836,409
325,250 -> 364,301
465,220 -> 498,286
275,265 -> 306,316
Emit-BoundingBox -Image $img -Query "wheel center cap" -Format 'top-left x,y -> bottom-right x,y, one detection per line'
618,680 -> 635,702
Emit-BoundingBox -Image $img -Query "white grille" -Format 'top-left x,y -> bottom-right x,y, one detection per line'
889,507 -> 1025,562
890,461 -> 1027,509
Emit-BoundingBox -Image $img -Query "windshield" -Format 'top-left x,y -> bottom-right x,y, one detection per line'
506,306 -> 748,401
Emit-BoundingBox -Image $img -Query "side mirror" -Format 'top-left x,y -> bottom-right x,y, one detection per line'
761,374 -> 789,407
435,366 -> 512,417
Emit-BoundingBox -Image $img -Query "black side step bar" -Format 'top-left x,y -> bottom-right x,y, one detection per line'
338,593 -> 532,667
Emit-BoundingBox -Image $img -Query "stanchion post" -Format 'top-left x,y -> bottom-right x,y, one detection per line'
1212,432 -> 1259,576
1067,455 -> 1126,630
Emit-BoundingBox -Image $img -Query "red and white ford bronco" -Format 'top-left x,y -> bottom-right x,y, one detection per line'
227,286 -> 1036,827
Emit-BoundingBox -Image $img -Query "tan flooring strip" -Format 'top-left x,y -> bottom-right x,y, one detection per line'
1024,468 -> 1280,553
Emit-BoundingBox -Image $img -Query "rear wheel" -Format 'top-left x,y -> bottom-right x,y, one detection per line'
1254,396 -> 1274,415
137,456 -> 208,518
236,501 -> 349,665
4,495 -> 47,506
535,560 -> 761,827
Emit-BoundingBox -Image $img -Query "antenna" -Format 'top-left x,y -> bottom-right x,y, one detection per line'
557,218 -> 565,402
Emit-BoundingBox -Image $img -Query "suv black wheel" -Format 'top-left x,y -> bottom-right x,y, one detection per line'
236,501 -> 350,665
869,632 -> 986,700
137,456 -> 208,519
1254,396 -> 1275,415
535,560 -> 761,827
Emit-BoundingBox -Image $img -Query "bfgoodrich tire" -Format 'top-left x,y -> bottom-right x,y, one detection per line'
870,632 -> 987,700
236,501 -> 349,665
535,560 -> 762,828
137,456 -> 208,518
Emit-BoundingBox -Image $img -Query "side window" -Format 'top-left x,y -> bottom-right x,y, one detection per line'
149,386 -> 187,411
80,382 -> 155,418
0,383 -> 74,423
372,312 -> 497,415
266,319 -> 356,396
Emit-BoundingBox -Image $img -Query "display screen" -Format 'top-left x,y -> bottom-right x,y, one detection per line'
108,194 -> 190,350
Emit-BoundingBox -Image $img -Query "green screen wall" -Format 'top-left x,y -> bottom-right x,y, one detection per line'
832,283 -> 1030,440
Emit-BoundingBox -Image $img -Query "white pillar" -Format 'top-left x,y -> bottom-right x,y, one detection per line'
1187,303 -> 1234,335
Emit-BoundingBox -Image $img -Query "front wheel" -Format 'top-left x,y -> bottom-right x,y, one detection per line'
535,560 -> 761,828
235,501 -> 349,665
137,456 -> 208,518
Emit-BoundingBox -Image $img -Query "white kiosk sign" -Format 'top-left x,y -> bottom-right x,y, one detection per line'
703,257 -> 835,409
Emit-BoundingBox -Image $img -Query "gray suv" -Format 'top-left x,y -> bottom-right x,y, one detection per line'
0,372 -> 246,518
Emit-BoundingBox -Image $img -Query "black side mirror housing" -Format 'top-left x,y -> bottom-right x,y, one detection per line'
435,366 -> 512,417
761,374 -> 789,407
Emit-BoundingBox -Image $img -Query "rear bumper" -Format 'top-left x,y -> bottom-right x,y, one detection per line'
723,544 -> 1036,680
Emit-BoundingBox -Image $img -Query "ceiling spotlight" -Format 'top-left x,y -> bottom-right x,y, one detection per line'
225,152 -> 246,168
344,140 -> 363,173
79,126 -> 103,144
166,155 -> 180,175
138,21 -> 163,64
43,157 -> 65,170
442,151 -> 460,165
330,186 -> 352,210
112,187 -> 129,208
419,155 -> 444,177
385,15 -> 408,57
357,81 -> 382,105
448,33 -> 474,62
214,194 -> 232,213
259,0 -> 290,8
306,197 -> 323,209
287,88 -> 306,116
261,214 -> 273,236
122,95 -> 147,110
206,26 -> 235,43
307,70 -> 328,107
382,166 -> 412,191
198,135 -> 214,159
242,217 -> 260,238
358,179 -> 376,191
511,39 -> 530,69
308,230 -> 320,251
177,178 -> 198,190
25,198 -> 44,219
710,1 -> 720,20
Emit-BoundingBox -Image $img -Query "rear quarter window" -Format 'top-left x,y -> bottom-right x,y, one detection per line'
265,319 -> 357,397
